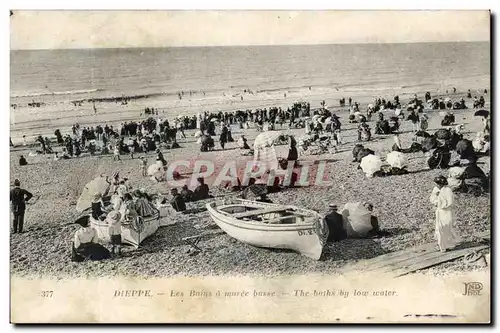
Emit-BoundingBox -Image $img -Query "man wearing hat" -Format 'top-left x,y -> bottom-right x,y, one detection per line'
324,204 -> 347,242
10,179 -> 33,233
430,176 -> 461,252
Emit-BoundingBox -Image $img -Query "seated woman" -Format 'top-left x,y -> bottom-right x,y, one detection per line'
19,155 -> 28,166
71,216 -> 111,262
118,193 -> 144,232
91,193 -> 108,221
170,188 -> 187,212
238,135 -> 251,149
181,185 -> 195,201
194,177 -> 212,200
427,145 -> 451,170
392,133 -> 402,152
287,136 -> 298,163
132,189 -> 158,217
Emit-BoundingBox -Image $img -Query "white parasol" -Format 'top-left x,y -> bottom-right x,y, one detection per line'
253,131 -> 286,149
76,175 -> 111,213
360,154 -> 383,178
341,202 -> 373,238
386,151 -> 408,169
448,166 -> 466,179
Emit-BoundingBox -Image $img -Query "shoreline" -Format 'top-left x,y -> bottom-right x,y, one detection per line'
10,75 -> 489,143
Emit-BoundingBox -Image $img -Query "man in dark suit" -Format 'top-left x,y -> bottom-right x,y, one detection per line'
10,179 -> 33,233
324,204 -> 347,242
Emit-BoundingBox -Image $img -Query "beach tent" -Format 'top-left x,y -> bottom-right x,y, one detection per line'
76,176 -> 111,213
253,131 -> 286,172
360,155 -> 383,178
386,151 -> 408,169
341,202 -> 373,238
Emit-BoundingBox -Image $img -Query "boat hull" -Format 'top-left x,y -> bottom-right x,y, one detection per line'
90,213 -> 160,248
206,201 -> 327,260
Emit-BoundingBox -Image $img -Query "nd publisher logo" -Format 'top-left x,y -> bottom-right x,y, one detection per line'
462,282 -> 483,296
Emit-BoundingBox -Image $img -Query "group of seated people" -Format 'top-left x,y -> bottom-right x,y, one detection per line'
324,202 -> 382,243
166,177 -> 213,212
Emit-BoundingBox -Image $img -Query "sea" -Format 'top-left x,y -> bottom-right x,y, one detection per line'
10,42 -> 490,142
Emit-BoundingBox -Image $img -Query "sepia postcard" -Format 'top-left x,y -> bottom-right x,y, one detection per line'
9,10 -> 491,323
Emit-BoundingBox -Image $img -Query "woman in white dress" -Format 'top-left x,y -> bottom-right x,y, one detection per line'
429,176 -> 461,252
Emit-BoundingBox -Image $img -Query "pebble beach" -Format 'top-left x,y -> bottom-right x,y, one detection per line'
9,88 -> 491,278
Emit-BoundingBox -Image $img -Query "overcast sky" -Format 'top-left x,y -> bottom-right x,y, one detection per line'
10,10 -> 490,50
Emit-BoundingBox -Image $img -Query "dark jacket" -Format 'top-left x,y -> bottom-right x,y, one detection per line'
324,211 -> 347,242
10,187 -> 33,212
194,184 -> 210,200
91,202 -> 104,220
170,194 -> 186,212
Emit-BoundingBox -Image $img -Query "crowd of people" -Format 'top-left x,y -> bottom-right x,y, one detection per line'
11,86 -> 491,263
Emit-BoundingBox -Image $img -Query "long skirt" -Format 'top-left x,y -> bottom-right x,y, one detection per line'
135,199 -> 157,217
435,208 -> 461,251
71,242 -> 111,262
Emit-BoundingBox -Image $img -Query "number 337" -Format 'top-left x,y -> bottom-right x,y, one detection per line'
40,291 -> 53,297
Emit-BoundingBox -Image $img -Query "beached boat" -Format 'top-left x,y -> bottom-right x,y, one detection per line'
90,212 -> 160,248
206,199 -> 329,260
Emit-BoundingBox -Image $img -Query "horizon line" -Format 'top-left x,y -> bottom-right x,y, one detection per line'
10,40 -> 490,51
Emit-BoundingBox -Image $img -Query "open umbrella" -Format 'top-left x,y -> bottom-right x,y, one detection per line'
357,148 -> 375,162
422,137 -> 438,152
474,110 -> 489,117
341,202 -> 373,238
360,155 -> 382,177
147,162 -> 163,177
456,139 -> 474,157
76,176 -> 111,213
386,151 -> 408,169
434,128 -> 451,140
448,166 -> 466,179
253,131 -> 285,149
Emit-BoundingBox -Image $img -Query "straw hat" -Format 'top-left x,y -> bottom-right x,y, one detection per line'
106,210 -> 122,223
92,192 -> 102,202
434,176 -> 448,186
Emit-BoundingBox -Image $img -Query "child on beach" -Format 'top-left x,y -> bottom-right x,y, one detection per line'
106,210 -> 122,256
140,157 -> 148,177
113,144 -> 121,161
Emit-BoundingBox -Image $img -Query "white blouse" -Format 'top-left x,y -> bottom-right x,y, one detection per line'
74,227 -> 98,248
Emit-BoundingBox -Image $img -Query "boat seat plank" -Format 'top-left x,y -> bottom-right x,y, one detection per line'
259,214 -> 309,224
233,207 -> 294,219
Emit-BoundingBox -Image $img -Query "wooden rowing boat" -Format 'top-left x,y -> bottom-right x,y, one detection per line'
206,199 -> 328,260
89,211 -> 160,248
